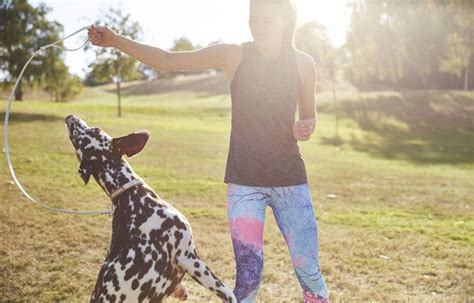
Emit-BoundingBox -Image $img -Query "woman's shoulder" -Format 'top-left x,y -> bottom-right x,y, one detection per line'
209,43 -> 243,65
294,49 -> 316,86
222,42 -> 243,53
294,49 -> 316,70
214,43 -> 245,80
218,43 -> 245,59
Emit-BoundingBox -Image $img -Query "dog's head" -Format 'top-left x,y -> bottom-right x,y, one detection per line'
65,115 -> 149,185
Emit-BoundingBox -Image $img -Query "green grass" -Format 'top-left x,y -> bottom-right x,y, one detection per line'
1,88 -> 473,302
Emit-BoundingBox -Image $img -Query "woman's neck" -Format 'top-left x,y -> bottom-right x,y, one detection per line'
254,40 -> 284,60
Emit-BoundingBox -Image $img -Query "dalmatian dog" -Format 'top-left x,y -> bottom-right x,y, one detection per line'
65,115 -> 236,303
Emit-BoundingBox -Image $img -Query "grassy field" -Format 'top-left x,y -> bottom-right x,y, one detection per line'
1,87 -> 473,302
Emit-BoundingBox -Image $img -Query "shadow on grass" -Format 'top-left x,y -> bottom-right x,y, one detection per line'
320,136 -> 345,147
320,91 -> 474,164
0,112 -> 62,124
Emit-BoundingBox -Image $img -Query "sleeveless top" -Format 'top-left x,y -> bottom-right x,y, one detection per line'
224,42 -> 308,187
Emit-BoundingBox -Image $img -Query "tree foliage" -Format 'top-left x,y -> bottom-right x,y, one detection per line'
0,0 -> 81,101
345,0 -> 473,90
84,7 -> 143,86
439,1 -> 474,90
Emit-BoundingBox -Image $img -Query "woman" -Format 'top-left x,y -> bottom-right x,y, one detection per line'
88,0 -> 329,302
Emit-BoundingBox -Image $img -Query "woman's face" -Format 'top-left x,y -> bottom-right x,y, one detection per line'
249,2 -> 288,46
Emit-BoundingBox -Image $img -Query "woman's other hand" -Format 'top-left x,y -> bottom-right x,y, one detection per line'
88,25 -> 117,48
293,118 -> 315,141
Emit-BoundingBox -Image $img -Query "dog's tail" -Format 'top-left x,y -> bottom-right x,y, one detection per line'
177,251 -> 236,303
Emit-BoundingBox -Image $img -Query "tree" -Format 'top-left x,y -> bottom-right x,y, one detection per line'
440,1 -> 474,90
345,1 -> 406,89
86,7 -> 142,116
170,36 -> 196,52
345,0 -> 471,90
0,0 -> 75,101
41,54 -> 83,101
392,1 -> 451,90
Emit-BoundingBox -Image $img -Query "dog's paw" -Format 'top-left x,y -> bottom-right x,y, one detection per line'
173,284 -> 188,301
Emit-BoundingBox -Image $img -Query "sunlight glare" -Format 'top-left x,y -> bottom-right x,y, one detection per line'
294,0 -> 349,46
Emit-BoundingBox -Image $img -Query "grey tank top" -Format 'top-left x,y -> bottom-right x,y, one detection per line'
224,42 -> 308,187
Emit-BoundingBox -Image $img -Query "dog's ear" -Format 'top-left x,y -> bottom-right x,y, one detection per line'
112,131 -> 150,158
78,161 -> 92,185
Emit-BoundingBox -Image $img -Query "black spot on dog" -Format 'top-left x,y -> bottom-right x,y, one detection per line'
174,230 -> 183,248
132,279 -> 139,290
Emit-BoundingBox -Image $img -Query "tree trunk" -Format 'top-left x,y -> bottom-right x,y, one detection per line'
332,76 -> 339,139
14,80 -> 23,101
464,65 -> 470,91
463,51 -> 472,91
115,62 -> 122,117
116,80 -> 122,117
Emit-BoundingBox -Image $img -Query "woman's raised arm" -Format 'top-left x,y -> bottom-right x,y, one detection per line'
88,25 -> 232,72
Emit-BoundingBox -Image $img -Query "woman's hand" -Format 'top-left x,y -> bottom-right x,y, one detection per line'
293,118 -> 315,141
88,25 -> 117,48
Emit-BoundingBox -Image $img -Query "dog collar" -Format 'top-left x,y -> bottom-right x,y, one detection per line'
109,179 -> 144,201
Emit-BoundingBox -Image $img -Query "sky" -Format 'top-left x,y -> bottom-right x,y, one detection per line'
29,0 -> 351,78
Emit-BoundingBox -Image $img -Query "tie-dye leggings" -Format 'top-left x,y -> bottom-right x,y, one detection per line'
227,182 -> 329,302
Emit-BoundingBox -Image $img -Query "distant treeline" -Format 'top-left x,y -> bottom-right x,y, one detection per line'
344,1 -> 473,91
0,0 -> 472,101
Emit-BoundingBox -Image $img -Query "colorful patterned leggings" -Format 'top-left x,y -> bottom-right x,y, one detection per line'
227,183 -> 329,302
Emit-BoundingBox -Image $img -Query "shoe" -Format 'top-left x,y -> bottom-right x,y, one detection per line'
303,291 -> 330,303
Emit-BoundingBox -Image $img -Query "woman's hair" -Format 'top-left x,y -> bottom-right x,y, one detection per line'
250,0 -> 298,48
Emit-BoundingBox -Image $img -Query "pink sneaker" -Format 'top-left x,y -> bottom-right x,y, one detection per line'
304,291 -> 330,303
